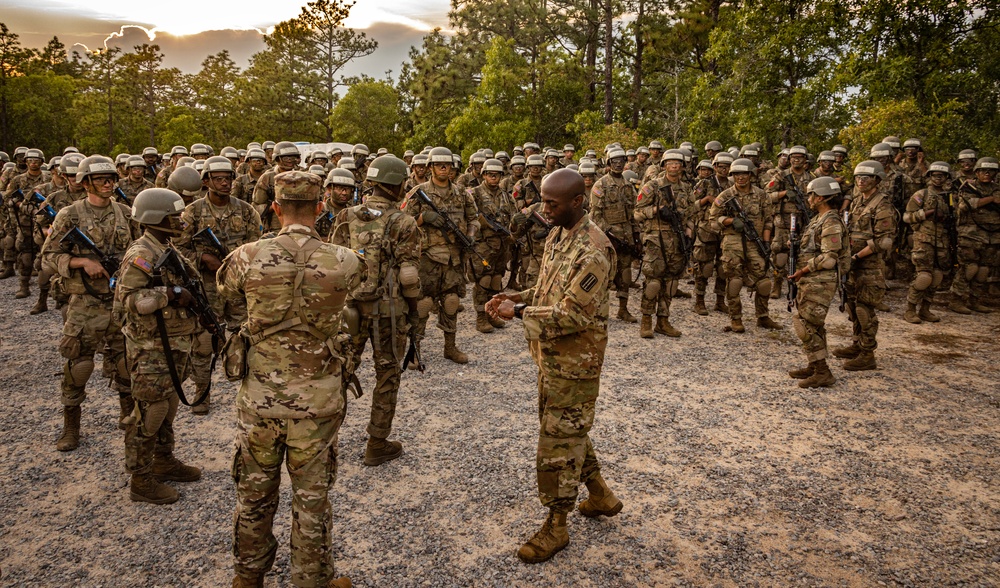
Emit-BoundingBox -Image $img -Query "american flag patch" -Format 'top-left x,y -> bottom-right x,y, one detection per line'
134,257 -> 152,272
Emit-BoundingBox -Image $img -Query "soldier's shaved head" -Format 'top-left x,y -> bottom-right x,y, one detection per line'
541,168 -> 586,228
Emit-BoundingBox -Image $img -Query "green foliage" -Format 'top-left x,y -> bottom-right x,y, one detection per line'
580,122 -> 641,157
159,113 -> 206,151
329,81 -> 405,153
840,99 -> 968,163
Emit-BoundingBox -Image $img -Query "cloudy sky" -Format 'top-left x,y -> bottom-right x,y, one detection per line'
2,0 -> 453,76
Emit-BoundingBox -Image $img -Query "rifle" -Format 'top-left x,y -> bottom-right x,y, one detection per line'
659,185 -> 692,267
480,209 -> 525,246
784,175 -> 813,225
192,226 -> 230,260
59,227 -> 121,290
787,213 -> 799,312
725,196 -> 772,270
958,180 -> 1000,215
114,186 -> 131,204
413,188 -> 491,270
939,192 -> 959,267
402,331 -> 425,373
891,174 -> 911,256
839,210 -> 849,312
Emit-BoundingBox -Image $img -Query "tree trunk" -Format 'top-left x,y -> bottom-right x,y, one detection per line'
631,0 -> 644,129
586,0 -> 598,106
603,0 -> 613,123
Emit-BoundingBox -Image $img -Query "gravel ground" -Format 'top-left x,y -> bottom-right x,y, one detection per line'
1,277 -> 998,587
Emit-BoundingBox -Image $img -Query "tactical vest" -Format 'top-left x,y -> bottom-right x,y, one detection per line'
62,200 -> 132,296
347,205 -> 404,302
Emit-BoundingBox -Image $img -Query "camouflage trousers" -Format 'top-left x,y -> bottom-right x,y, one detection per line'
472,236 -> 511,310
124,336 -> 193,475
640,230 -> 686,317
536,374 -> 601,513
611,251 -> 634,301
692,236 -> 725,297
908,240 -> 951,305
190,283 -> 244,389
522,251 -> 543,290
349,301 -> 409,439
950,239 -> 997,299
845,267 -> 886,352
719,236 -> 770,320
232,408 -> 345,588
14,225 -> 37,277
791,279 -> 836,362
415,256 -> 466,336
58,294 -> 130,406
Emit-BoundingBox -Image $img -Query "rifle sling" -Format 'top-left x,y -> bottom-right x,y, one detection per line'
153,308 -> 208,407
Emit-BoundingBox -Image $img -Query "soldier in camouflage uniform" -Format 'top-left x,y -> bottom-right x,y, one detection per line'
468,158 -> 518,332
952,150 -> 977,185
118,156 -> 154,202
635,150 -> 693,337
41,155 -> 137,451
898,139 -> 928,195
710,158 -> 781,332
219,170 -> 361,588
832,161 -> 897,371
512,156 -> 546,289
331,156 -> 421,466
404,153 -> 429,194
456,152 -> 485,191
766,145 -> 815,300
642,141 -> 665,183
403,146 -> 480,364
4,148 -> 50,298
253,141 -> 301,233
232,148 -> 268,202
316,168 -> 355,241
175,156 -> 262,415
154,146 -> 187,188
499,155 -> 526,194
625,146 -> 650,180
487,168 -> 623,565
787,177 -> 849,388
32,154 -> 88,315
115,188 -> 203,504
590,146 -> 639,322
902,161 -> 956,324
870,142 -> 911,282
946,157 -> 998,315
691,152 -> 733,315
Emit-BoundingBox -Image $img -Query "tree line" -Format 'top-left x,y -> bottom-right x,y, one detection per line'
1,0 -> 997,163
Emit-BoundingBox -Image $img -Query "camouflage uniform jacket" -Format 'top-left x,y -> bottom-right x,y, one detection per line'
455,171 -> 481,192
692,175 -> 730,233
154,166 -> 171,188
499,173 -> 524,194
897,158 -> 927,198
117,177 -> 154,201
709,185 -> 772,241
402,180 -> 479,267
469,184 -> 517,243
905,185 -> 953,248
115,233 -> 201,343
175,196 -> 262,279
232,170 -> 264,202
518,212 -> 614,380
252,167 -> 294,231
796,209 -> 848,283
589,173 -> 636,242
955,180 -> 1000,244
635,176 -> 694,236
847,189 -> 896,269
41,198 -> 136,296
0,165 -> 28,191
766,168 -> 815,231
4,171 -> 49,228
35,185 -> 87,229
512,177 -> 542,209
217,224 -> 363,419
316,201 -> 348,242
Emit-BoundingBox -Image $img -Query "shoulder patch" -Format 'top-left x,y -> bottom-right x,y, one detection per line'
580,272 -> 598,292
133,257 -> 153,273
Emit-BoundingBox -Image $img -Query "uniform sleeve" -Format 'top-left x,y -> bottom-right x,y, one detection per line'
245,204 -> 262,243
806,216 -> 845,272
522,246 -> 611,340
252,174 -> 272,207
589,181 -> 605,228
903,190 -> 926,225
118,248 -> 169,315
330,208 -> 352,247
463,188 -> 481,235
634,183 -> 658,223
173,204 -> 198,261
216,242 -> 254,308
870,199 -> 897,253
41,207 -> 75,278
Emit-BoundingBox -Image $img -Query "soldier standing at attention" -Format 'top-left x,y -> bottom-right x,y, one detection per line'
253,142 -> 301,234
948,157 -> 999,315
468,158 -> 518,333
118,156 -> 154,201
32,153 -> 88,315
332,156 -> 421,466
175,156 -> 262,415
766,145 -> 815,300
903,161 -> 955,324
691,152 -> 733,315
590,146 -> 639,322
116,188 -> 203,504
41,155 -> 137,451
5,148 -> 49,299
219,171 -> 362,588
487,168 -> 623,565
787,177 -> 849,388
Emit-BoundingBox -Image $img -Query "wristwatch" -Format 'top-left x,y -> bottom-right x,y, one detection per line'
171,285 -> 183,298
513,303 -> 527,319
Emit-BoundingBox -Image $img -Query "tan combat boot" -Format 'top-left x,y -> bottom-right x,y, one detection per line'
191,387 -> 210,415
843,351 -> 877,371
0,261 -> 14,279
875,300 -> 891,312
578,474 -> 623,518
639,315 -> 653,338
617,301 -> 637,323
788,364 -> 814,379
118,393 -> 135,431
654,316 -> 681,337
948,297 -> 972,315
832,343 -> 861,359
488,312 -> 507,329
328,577 -> 352,588
757,316 -> 782,330
56,405 -> 81,451
673,288 -> 691,299
918,301 -> 940,322
693,295 -> 709,316
970,296 -> 994,313
903,302 -> 921,324
476,311 -> 494,333
517,510 -> 569,564
799,359 -> 835,388
29,286 -> 49,315
364,437 -> 403,466
231,575 -> 264,588
15,276 -> 30,299
152,455 -> 202,482
729,318 -> 745,333
130,473 -> 179,504
443,332 -> 468,364
714,294 -> 729,313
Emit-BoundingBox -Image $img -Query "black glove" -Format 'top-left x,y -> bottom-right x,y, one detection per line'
732,218 -> 745,233
532,228 -> 551,240
658,206 -> 675,222
511,212 -> 527,226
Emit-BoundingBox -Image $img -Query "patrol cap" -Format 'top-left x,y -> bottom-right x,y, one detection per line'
789,145 -> 807,156
607,147 -> 627,161
958,149 -> 977,161
412,154 -> 429,166
740,145 -> 759,157
526,154 -> 544,167
404,150 -> 415,158
510,155 -> 526,166
275,170 -> 322,201
974,157 -> 999,171
326,168 -> 356,187
928,161 -> 951,174
579,162 -> 596,175
170,145 -> 189,156
61,153 -> 84,175
339,159 -> 356,170
662,149 -> 685,163
806,176 -> 841,197
482,158 -> 505,174
870,143 -> 892,158
637,146 -> 650,155
853,160 -> 886,180
142,146 -> 158,157
832,144 -> 848,155
882,136 -> 901,149
729,158 -> 756,174
903,138 -> 922,149
246,148 -> 266,160
697,159 -> 713,170
713,152 -> 734,165
63,146 -> 80,155
428,146 -> 453,164
818,150 -> 836,162
563,144 -> 576,152
25,148 -> 44,161
201,155 -> 235,179
127,155 -> 146,168
705,140 -> 723,152
496,151 -> 510,161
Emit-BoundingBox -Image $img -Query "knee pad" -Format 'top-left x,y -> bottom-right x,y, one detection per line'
398,265 -> 419,288
416,297 -> 435,318
478,275 -> 492,289
643,279 -> 661,298
490,275 -> 503,291
931,269 -> 943,289
443,293 -> 461,315
726,278 -> 744,298
913,272 -> 932,291
699,263 -> 714,279
773,253 -> 788,270
792,312 -> 807,342
665,279 -> 678,297
2,235 -> 14,250
756,278 -> 772,298
856,305 -> 872,330
139,398 -> 171,436
341,305 -> 360,336
975,267 -> 990,282
963,263 -> 979,281
67,358 -> 95,387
